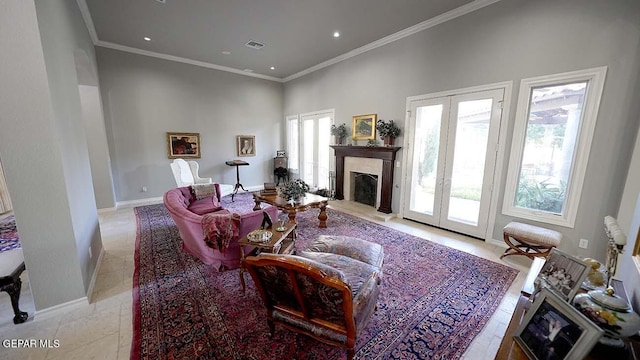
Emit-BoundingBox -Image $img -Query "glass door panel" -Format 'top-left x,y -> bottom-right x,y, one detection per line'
446,99 -> 493,225
302,119 -> 314,184
409,104 -> 443,217
318,116 -> 331,189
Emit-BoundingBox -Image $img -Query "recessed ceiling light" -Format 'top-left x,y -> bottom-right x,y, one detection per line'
143,37 -> 151,41
270,66 -> 275,70
243,68 -> 254,73
333,31 -> 340,38
222,50 -> 231,55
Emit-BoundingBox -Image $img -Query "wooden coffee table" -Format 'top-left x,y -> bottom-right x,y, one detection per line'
252,192 -> 328,228
238,221 -> 297,291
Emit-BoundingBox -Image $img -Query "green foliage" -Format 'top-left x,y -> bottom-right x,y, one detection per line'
526,124 -> 545,144
450,187 -> 481,201
279,179 -> 310,201
330,123 -> 348,138
418,128 -> 438,185
516,178 -> 566,213
376,119 -> 401,138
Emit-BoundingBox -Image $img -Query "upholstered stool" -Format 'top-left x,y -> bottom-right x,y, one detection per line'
501,222 -> 562,260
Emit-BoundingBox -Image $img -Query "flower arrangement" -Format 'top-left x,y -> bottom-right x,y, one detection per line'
376,119 -> 401,139
330,123 -> 348,138
279,179 -> 310,202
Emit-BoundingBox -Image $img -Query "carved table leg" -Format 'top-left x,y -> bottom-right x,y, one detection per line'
239,247 -> 247,292
318,203 -> 328,228
253,197 -> 262,211
4,278 -> 28,324
288,208 -> 297,224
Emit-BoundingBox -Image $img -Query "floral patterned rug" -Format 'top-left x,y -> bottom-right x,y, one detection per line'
132,192 -> 518,359
0,215 -> 20,253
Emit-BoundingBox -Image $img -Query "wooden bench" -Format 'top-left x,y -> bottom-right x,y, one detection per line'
0,248 -> 28,324
501,222 -> 562,260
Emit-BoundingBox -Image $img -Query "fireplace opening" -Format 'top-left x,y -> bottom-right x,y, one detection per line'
353,172 -> 378,207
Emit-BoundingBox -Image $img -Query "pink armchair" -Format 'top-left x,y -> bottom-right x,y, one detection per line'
163,185 -> 278,270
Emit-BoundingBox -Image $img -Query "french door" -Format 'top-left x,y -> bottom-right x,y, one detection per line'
299,110 -> 333,189
403,89 -> 504,238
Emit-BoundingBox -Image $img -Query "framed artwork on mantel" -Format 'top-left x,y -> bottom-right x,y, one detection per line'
167,132 -> 201,159
352,114 -> 377,140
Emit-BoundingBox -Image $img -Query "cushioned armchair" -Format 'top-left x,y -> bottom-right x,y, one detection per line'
169,158 -> 234,197
244,235 -> 383,359
164,185 -> 278,270
170,158 -> 212,187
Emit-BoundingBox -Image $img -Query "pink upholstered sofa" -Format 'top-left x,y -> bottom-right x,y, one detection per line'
163,185 -> 278,270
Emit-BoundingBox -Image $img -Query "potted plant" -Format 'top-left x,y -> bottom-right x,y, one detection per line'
376,119 -> 401,146
279,179 -> 310,204
330,123 -> 348,145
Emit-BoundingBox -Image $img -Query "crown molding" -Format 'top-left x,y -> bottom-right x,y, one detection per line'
95,40 -> 284,82
76,0 -> 501,83
283,0 -> 502,82
76,0 -> 98,44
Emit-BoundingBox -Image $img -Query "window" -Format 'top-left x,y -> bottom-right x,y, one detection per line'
286,115 -> 299,175
287,110 -> 334,189
502,67 -> 607,227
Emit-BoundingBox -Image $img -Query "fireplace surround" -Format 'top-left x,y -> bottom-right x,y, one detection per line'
330,145 -> 401,214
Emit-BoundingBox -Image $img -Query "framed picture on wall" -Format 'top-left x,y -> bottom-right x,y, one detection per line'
352,114 -> 377,140
167,132 -> 201,159
237,135 -> 256,157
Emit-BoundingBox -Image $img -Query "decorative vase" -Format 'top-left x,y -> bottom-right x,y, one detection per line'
383,136 -> 395,146
573,288 -> 640,347
335,136 -> 344,145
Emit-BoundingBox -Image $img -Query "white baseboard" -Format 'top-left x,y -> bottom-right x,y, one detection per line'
116,196 -> 163,209
487,237 -> 507,248
35,297 -> 89,320
97,207 -> 117,214
86,247 -> 105,303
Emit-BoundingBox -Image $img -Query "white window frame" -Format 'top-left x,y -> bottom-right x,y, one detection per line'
285,114 -> 299,176
502,67 -> 607,227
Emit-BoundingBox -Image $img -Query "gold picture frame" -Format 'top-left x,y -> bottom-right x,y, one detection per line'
167,132 -> 201,159
352,114 -> 377,140
237,135 -> 256,157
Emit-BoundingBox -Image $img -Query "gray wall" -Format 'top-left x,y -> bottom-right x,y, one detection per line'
96,48 -> 284,202
283,0 -> 640,260
617,123 -> 640,310
0,0 -> 102,309
79,85 -> 116,209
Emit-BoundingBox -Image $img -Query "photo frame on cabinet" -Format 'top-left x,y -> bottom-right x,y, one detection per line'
534,248 -> 589,302
514,288 -> 602,360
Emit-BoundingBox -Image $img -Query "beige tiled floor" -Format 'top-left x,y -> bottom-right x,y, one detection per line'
0,200 -> 532,359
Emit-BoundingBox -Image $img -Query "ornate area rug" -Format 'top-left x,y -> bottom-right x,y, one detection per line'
132,192 -> 518,359
0,215 -> 20,253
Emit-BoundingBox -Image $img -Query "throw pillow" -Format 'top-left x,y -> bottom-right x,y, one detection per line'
192,183 -> 217,200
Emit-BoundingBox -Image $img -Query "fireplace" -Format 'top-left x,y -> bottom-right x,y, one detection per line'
353,172 -> 378,206
330,145 -> 401,214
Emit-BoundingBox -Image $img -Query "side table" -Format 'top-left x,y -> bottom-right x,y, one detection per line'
496,258 -> 639,359
238,222 -> 297,291
225,160 -> 249,201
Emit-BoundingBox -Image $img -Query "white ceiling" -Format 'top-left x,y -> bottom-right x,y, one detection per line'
81,0 -> 493,82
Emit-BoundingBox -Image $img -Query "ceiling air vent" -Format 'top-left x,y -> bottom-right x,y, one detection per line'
245,40 -> 265,50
